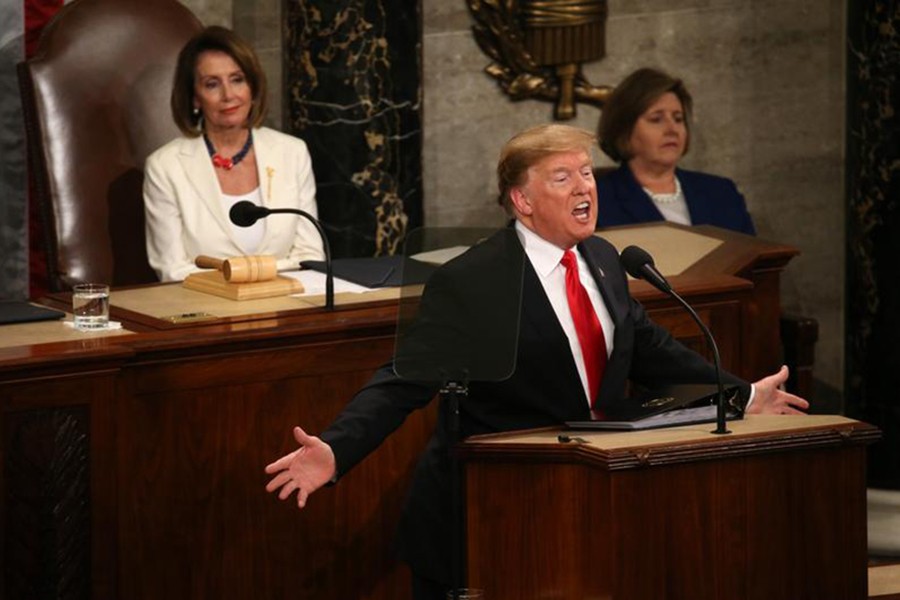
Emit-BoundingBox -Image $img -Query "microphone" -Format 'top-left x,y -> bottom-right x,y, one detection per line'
620,245 -> 731,434
620,245 -> 671,293
229,201 -> 271,227
229,200 -> 334,310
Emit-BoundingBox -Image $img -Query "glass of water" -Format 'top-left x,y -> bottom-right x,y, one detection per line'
72,283 -> 110,330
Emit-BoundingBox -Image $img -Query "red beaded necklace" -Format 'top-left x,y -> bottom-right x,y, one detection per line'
203,132 -> 253,170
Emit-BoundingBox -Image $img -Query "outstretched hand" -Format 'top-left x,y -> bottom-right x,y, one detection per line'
747,365 -> 810,415
265,426 -> 336,509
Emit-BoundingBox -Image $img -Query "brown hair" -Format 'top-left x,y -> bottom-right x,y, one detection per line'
170,26 -> 268,136
496,124 -> 596,211
597,67 -> 693,163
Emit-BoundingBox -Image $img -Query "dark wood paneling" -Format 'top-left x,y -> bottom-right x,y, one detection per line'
2,372 -> 119,600
114,336 -> 434,600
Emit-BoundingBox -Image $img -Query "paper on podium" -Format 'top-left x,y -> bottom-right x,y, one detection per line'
597,224 -> 723,277
300,255 -> 436,288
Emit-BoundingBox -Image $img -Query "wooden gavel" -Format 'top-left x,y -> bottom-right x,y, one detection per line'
195,254 -> 277,283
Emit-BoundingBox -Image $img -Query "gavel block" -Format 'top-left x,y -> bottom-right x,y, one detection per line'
195,254 -> 277,282
184,254 -> 303,300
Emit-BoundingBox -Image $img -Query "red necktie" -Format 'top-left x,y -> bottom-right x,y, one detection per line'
561,250 -> 607,408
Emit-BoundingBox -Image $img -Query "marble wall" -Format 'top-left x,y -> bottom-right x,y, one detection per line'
845,1 -> 900,491
282,0 -> 422,259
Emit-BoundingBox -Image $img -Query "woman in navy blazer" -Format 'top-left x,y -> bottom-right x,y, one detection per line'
595,68 -> 756,235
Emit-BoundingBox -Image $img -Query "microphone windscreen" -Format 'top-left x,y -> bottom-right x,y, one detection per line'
620,245 -> 654,280
230,200 -> 267,227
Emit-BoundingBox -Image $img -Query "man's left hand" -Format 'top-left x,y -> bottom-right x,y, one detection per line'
747,365 -> 809,415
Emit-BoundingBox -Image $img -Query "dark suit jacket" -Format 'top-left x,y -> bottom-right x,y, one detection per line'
320,228 -> 748,585
596,163 -> 756,235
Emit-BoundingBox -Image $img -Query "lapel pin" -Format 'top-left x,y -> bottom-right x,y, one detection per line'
266,167 -> 275,200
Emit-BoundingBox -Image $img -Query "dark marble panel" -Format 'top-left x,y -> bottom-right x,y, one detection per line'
284,0 -> 422,258
845,1 -> 900,489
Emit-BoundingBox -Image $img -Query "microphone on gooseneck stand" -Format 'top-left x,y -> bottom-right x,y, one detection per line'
620,245 -> 730,434
229,200 -> 334,311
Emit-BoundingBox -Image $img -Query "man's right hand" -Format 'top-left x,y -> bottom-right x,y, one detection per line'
265,426 -> 336,509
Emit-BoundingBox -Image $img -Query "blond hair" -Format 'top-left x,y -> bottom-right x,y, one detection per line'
497,124 -> 596,211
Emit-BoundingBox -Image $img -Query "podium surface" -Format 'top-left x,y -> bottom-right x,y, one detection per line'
460,415 -> 879,600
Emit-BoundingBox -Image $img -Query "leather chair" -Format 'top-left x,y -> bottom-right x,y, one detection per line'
18,0 -> 203,291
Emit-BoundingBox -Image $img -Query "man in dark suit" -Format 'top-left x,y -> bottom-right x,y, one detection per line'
265,124 -> 807,599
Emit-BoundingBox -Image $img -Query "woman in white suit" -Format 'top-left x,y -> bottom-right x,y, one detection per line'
144,26 -> 324,282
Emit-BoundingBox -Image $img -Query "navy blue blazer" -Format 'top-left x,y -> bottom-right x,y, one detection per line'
596,163 -> 756,235
320,228 -> 748,586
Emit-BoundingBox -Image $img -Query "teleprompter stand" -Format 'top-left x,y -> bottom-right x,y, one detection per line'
393,227 -> 525,599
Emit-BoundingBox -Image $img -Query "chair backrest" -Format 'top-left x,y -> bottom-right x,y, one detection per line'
19,0 -> 203,291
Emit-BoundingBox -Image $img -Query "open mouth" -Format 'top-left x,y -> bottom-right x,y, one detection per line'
572,201 -> 592,221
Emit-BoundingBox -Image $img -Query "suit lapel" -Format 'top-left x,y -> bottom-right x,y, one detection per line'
677,169 -> 706,224
519,258 -> 588,410
618,164 -> 665,223
176,136 -> 234,239
252,128 -> 283,209
578,240 -> 625,329
251,129 -> 288,251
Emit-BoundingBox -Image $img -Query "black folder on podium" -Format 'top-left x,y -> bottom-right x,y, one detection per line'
566,383 -> 744,430
300,255 -> 436,288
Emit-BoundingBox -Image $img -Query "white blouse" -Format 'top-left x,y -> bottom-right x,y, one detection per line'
644,176 -> 692,225
221,187 -> 266,255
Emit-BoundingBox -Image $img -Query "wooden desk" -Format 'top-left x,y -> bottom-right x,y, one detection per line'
1,293 -> 429,600
0,225 -> 798,600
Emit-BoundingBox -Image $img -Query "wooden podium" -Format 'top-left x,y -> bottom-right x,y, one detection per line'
458,416 -> 879,600
598,223 -> 803,388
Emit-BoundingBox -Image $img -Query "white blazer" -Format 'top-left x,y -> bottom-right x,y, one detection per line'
143,127 -> 325,282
